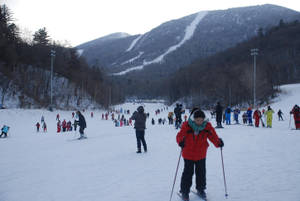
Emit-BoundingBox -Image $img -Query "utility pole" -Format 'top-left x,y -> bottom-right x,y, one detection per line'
250,48 -> 259,108
50,50 -> 56,110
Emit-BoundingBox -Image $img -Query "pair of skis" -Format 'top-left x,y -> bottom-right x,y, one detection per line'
177,191 -> 207,201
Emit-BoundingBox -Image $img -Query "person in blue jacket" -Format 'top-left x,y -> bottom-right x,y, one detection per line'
247,107 -> 253,126
0,125 -> 10,138
225,107 -> 232,125
233,108 -> 240,124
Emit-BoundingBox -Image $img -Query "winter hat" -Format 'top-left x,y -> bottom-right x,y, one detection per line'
137,106 -> 144,113
194,109 -> 205,119
190,108 -> 205,119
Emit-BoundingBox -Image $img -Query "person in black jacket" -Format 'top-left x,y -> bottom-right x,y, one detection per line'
76,111 -> 87,139
174,103 -> 184,129
130,106 -> 147,153
215,102 -> 224,128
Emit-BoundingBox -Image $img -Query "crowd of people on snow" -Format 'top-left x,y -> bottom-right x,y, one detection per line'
210,103 -> 300,129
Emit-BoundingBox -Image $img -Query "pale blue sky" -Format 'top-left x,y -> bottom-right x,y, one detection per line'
2,0 -> 300,46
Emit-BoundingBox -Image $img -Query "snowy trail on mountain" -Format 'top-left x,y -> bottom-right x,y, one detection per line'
121,51 -> 144,65
0,84 -> 300,201
126,35 -> 142,52
114,11 -> 208,76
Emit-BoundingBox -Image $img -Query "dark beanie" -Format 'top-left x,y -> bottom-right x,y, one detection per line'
193,109 -> 205,119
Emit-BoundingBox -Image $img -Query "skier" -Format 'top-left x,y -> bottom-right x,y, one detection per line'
253,108 -> 261,127
151,118 -> 155,125
261,108 -> 266,127
56,114 -> 60,121
36,122 -> 40,132
290,105 -> 300,129
76,111 -> 87,139
266,106 -> 274,128
242,112 -> 248,124
130,106 -> 147,153
72,112 -> 75,118
168,112 -> 174,124
277,109 -> 284,121
215,102 -> 223,128
233,108 -> 240,124
246,107 -> 253,126
73,119 -> 78,131
176,108 -> 224,201
57,120 -> 61,133
42,122 -> 47,132
62,120 -> 67,132
174,104 -> 184,129
225,107 -> 232,125
41,115 -> 44,123
0,125 -> 9,138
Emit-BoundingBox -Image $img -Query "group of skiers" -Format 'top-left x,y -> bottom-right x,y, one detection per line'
57,119 -> 75,132
113,116 -> 132,127
212,102 -> 299,129
35,115 -> 47,132
56,111 -> 87,139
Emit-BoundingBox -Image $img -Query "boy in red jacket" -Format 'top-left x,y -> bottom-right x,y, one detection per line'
176,108 -> 224,201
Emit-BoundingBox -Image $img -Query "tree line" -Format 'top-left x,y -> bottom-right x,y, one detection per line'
0,4 -> 124,108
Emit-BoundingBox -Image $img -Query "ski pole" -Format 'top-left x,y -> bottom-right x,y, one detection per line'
220,147 -> 228,198
169,149 -> 182,201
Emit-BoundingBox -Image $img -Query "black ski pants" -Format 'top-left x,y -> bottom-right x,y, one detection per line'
216,113 -> 222,127
0,132 -> 7,138
136,130 -> 147,151
180,158 -> 206,194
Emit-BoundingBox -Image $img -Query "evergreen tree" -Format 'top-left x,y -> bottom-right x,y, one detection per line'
33,27 -> 50,45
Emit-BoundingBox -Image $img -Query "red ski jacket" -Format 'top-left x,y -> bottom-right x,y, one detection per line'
176,121 -> 221,161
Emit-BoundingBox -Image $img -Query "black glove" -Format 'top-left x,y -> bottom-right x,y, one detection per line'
219,138 -> 224,148
179,140 -> 185,148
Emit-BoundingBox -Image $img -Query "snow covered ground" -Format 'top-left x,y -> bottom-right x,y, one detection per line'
0,84 -> 300,201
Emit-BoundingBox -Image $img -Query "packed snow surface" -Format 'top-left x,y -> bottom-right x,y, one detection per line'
0,83 -> 300,201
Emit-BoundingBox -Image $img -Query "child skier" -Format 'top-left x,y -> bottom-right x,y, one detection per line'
233,108 -> 240,124
36,122 -> 40,132
42,122 -> 47,132
290,105 -> 300,129
57,120 -> 61,133
277,109 -> 284,121
253,108 -> 261,127
0,125 -> 9,138
247,107 -> 253,126
176,108 -> 224,201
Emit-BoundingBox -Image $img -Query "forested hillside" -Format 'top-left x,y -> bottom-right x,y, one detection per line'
0,5 -> 123,108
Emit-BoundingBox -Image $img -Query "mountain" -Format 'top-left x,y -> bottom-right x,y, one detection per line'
77,4 -> 300,77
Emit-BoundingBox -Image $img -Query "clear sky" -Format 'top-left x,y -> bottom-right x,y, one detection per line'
2,0 -> 300,47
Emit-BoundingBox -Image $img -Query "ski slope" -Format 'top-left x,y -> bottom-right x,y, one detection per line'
0,84 -> 300,201
113,11 -> 208,76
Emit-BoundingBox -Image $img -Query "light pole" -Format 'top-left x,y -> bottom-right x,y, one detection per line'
50,50 -> 56,109
250,48 -> 259,108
